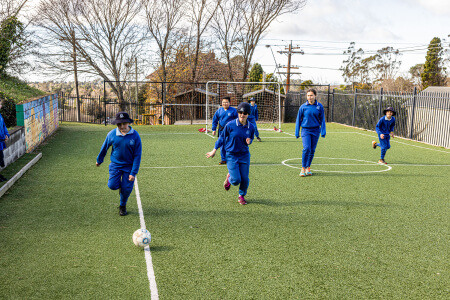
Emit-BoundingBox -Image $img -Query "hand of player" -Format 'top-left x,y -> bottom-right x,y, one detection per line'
212,131 -> 216,136
380,134 -> 385,139
129,175 -> 135,181
246,138 -> 251,145
96,162 -> 101,167
206,149 -> 216,158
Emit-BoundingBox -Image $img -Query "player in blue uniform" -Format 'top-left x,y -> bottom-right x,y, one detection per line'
206,102 -> 255,205
372,107 -> 396,164
0,99 -> 10,182
295,88 -> 326,177
211,96 -> 238,164
248,97 -> 261,142
96,112 -> 142,216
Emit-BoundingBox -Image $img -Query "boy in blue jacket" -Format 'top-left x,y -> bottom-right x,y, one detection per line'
206,102 -> 255,205
0,99 -> 10,182
96,112 -> 142,216
211,96 -> 238,164
372,107 -> 396,164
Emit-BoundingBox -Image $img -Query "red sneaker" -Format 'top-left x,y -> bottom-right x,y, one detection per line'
238,195 -> 247,205
223,173 -> 231,191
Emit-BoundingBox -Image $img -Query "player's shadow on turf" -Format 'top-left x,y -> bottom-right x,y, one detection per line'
251,199 -> 398,208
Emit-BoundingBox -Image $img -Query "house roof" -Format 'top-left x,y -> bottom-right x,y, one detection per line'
421,86 -> 450,93
403,87 -> 450,110
173,88 -> 219,98
242,88 -> 286,98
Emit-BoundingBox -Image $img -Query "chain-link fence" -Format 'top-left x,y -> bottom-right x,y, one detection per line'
58,82 -> 450,148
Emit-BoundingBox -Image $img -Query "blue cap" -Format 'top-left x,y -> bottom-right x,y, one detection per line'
237,102 -> 251,114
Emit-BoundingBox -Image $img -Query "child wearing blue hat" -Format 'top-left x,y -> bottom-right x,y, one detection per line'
96,112 -> 142,216
206,102 -> 255,205
372,107 -> 396,164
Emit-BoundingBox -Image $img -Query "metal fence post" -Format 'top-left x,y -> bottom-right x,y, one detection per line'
377,88 -> 383,120
352,88 -> 358,126
331,89 -> 335,122
161,82 -> 165,125
409,87 -> 418,139
326,84 -> 330,122
103,81 -> 107,126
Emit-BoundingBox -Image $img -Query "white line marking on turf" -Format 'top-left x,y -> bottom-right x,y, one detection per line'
205,132 -> 215,139
282,157 -> 392,173
135,177 -> 159,300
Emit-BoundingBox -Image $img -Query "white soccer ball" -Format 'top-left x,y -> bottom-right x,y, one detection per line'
132,228 -> 151,247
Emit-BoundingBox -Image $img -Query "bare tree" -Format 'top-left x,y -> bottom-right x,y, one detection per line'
214,0 -> 306,82
36,0 -> 145,105
211,0 -> 241,81
185,0 -> 219,82
142,0 -> 185,83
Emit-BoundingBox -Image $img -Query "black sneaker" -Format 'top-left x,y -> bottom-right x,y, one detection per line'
219,160 -> 226,165
119,205 -> 128,216
257,137 -> 262,142
0,175 -> 7,182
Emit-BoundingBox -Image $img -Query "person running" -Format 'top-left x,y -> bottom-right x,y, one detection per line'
372,107 -> 396,164
211,96 -> 238,164
206,102 -> 255,205
294,88 -> 326,177
0,99 -> 10,182
96,112 -> 142,216
248,97 -> 261,142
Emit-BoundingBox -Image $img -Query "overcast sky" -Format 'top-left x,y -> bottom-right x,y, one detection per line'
21,0 -> 450,84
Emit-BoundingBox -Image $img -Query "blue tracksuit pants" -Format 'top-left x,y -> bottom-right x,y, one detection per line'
218,126 -> 226,161
377,134 -> 391,159
248,119 -> 259,138
301,128 -> 320,168
226,152 -> 250,196
108,164 -> 135,206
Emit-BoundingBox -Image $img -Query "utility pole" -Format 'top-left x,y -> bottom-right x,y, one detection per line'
278,41 -> 304,92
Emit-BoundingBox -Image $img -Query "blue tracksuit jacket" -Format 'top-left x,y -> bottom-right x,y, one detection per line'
212,107 -> 238,131
215,119 -> 255,154
248,104 -> 259,121
295,101 -> 326,138
97,127 -> 142,177
0,113 -> 10,151
376,116 -> 396,135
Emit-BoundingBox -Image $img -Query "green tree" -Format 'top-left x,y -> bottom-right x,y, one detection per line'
248,63 -> 263,82
0,16 -> 23,76
421,37 -> 446,89
300,79 -> 314,90
409,63 -> 424,87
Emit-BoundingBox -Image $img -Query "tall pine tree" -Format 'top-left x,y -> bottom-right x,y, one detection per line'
248,63 -> 264,82
421,37 -> 446,89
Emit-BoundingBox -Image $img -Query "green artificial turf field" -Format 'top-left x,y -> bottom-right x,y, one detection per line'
0,122 -> 449,299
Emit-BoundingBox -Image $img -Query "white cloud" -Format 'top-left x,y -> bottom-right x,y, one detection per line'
415,0 -> 450,15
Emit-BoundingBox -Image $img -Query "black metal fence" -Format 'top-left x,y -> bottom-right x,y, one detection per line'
58,82 -> 450,148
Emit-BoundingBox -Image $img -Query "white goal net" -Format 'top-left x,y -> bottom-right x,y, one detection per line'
205,81 -> 282,133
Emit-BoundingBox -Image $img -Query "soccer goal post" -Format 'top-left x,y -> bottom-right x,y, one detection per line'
205,81 -> 282,133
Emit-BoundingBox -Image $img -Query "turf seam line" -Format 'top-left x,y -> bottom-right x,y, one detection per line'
135,177 -> 159,300
0,153 -> 42,198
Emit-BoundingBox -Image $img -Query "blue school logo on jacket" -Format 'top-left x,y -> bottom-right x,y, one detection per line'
246,130 -> 250,135
228,112 -> 231,116
130,139 -> 135,145
316,106 -> 320,110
